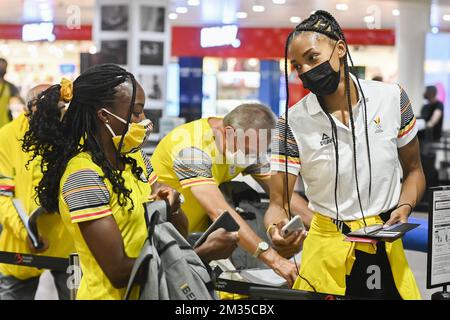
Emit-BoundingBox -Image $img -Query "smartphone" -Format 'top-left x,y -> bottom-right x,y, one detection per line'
193,211 -> 240,249
281,216 -> 304,238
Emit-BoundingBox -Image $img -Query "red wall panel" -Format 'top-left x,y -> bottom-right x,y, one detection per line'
172,26 -> 395,59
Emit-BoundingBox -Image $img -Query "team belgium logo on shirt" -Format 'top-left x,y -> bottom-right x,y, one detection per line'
320,133 -> 333,146
374,116 -> 383,133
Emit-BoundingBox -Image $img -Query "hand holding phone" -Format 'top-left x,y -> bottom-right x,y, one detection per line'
193,211 -> 240,248
281,216 -> 304,238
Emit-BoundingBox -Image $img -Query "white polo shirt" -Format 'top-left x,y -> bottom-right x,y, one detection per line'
271,77 -> 418,221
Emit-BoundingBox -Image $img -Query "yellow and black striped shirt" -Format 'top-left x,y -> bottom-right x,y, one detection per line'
59,150 -> 156,299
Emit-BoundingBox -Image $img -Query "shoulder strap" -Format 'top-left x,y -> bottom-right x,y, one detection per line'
123,241 -> 154,300
143,200 -> 170,235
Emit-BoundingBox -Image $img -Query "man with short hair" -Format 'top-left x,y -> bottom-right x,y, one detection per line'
0,58 -> 22,128
151,103 -> 313,285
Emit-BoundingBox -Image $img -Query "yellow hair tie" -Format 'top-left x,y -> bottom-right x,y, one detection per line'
60,78 -> 73,103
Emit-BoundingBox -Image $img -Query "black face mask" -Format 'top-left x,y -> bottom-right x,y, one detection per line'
0,69 -> 5,78
299,42 -> 340,96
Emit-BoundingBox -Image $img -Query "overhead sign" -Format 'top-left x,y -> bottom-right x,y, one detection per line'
22,22 -> 55,42
200,25 -> 240,48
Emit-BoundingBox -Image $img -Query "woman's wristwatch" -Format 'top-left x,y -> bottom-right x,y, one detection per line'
253,241 -> 270,258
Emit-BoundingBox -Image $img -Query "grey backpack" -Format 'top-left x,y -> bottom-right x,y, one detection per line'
124,201 -> 215,300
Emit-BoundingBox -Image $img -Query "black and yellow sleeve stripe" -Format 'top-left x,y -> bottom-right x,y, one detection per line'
62,169 -> 112,223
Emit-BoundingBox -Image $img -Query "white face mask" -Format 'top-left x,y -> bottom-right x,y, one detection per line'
225,149 -> 258,167
224,149 -> 238,165
222,127 -> 260,166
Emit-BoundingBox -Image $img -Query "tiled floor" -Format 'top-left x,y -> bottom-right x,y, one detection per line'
35,270 -> 58,300
404,250 -> 437,300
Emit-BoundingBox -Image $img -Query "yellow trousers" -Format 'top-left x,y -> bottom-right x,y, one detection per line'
293,213 -> 421,300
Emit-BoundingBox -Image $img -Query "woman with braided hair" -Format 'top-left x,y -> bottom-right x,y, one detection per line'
21,64 -> 161,299
22,64 -> 239,300
265,11 -> 424,299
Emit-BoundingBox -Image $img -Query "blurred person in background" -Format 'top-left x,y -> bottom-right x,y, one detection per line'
418,85 -> 444,143
0,84 -> 74,300
416,85 -> 444,201
0,58 -> 23,128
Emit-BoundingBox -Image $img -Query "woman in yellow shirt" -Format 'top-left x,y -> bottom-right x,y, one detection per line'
21,64 -> 157,299
0,85 -> 74,300
22,64 -> 238,300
